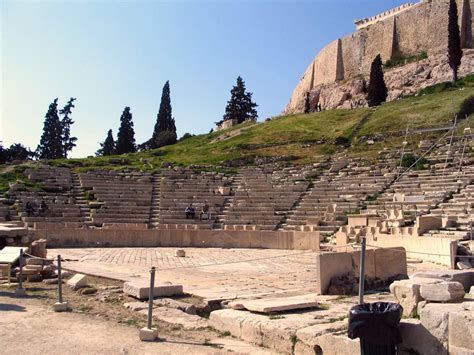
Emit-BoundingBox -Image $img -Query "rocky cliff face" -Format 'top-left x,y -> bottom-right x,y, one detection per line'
284,49 -> 474,115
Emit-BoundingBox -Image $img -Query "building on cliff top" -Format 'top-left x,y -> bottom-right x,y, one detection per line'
285,0 -> 473,114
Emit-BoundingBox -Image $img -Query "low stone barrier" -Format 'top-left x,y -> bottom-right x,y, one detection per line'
33,228 -> 321,251
315,247 -> 407,294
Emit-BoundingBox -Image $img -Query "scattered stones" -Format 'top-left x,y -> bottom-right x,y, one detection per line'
67,273 -> 88,289
153,298 -> 197,315
78,287 -> 97,295
420,281 -> 465,302
138,307 -> 209,330
123,302 -> 148,312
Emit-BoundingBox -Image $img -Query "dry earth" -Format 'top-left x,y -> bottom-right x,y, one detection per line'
0,278 -> 272,355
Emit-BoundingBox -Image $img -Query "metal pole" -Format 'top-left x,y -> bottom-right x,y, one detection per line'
147,267 -> 156,329
358,237 -> 366,305
18,248 -> 24,289
57,255 -> 63,304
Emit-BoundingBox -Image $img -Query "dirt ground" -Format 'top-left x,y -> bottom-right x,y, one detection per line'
0,276 -> 271,354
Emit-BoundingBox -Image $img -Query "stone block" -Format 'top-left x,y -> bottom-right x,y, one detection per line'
374,247 -> 407,280
239,294 -> 318,313
67,273 -> 88,289
175,249 -> 186,257
209,309 -> 247,338
412,270 -> 474,292
123,281 -> 183,300
26,258 -> 45,266
260,320 -> 295,354
420,281 -> 465,302
419,303 -> 462,349
139,327 -> 158,342
315,334 -> 360,355
390,278 -> 440,316
399,319 -> 446,355
241,316 -> 263,346
53,302 -> 69,312
448,309 -> 474,352
316,252 -> 353,294
24,265 -> 43,272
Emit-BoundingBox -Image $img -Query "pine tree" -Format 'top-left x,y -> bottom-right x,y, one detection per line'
96,129 -> 115,156
448,0 -> 463,81
115,107 -> 136,155
223,76 -> 258,124
150,81 -> 177,149
59,97 -> 77,158
367,55 -> 388,107
37,99 -> 64,159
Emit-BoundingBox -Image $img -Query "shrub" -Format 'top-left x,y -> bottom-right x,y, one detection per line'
155,130 -> 177,148
334,136 -> 350,146
401,154 -> 429,170
458,95 -> 474,119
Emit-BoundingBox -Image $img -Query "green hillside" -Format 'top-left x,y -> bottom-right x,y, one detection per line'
34,77 -> 474,171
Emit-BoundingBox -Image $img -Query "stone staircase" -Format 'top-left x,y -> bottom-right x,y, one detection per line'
71,172 -> 92,224
214,173 -> 242,229
149,173 -> 161,228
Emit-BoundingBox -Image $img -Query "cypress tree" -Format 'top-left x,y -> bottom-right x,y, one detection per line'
96,129 -> 115,156
37,98 -> 63,159
448,0 -> 463,81
223,76 -> 258,124
59,97 -> 77,158
150,81 -> 177,149
367,55 -> 388,107
304,92 -> 311,114
115,107 -> 136,155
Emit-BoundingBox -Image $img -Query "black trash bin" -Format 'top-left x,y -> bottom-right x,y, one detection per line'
348,302 -> 403,355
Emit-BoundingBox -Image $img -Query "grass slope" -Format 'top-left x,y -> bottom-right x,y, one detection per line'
8,77 -> 474,173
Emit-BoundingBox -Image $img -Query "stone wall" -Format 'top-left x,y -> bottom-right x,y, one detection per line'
285,0 -> 473,114
315,247 -> 407,294
33,227 -> 321,250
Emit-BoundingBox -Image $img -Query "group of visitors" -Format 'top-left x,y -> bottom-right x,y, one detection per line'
185,201 -> 210,220
25,200 -> 49,217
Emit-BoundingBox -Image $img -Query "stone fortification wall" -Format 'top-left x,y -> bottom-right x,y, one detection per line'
355,2 -> 417,30
285,0 -> 473,114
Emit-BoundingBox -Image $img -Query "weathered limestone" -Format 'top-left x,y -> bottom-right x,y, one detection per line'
390,278 -> 440,316
399,319 -> 447,355
139,307 -> 208,330
448,309 -> 474,353
235,294 -> 319,314
123,280 -> 183,300
417,302 -> 474,354
139,327 -> 158,342
67,273 -> 88,289
53,302 -> 69,312
412,270 -> 474,292
419,281 -> 465,302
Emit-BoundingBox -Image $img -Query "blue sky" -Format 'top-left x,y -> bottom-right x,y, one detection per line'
1,0 -> 408,158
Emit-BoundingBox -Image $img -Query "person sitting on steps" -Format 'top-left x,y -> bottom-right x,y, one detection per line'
39,200 -> 49,216
200,200 -> 210,221
25,201 -> 34,217
185,204 -> 195,219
